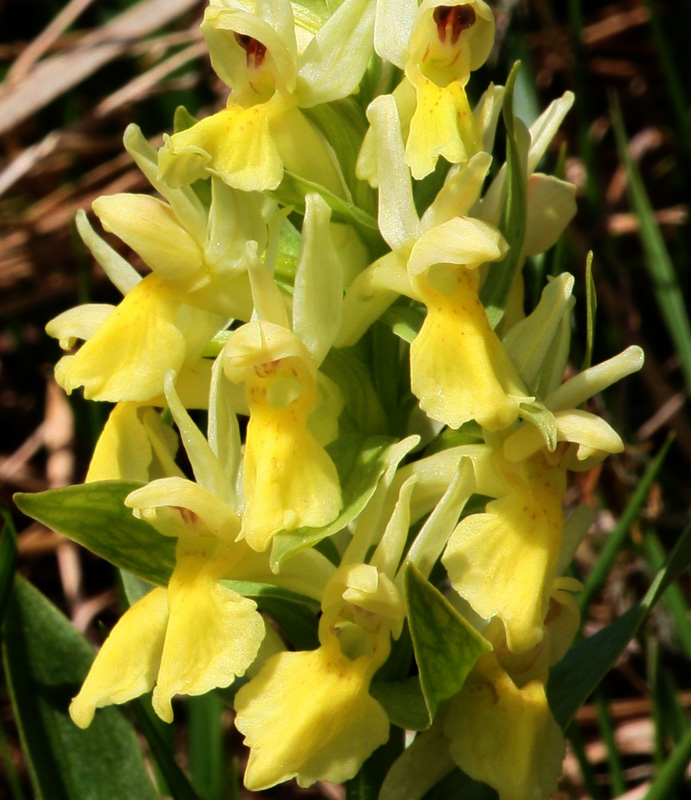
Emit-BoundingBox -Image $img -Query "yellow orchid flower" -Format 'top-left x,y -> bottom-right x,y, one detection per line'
235,561 -> 404,790
444,652 -> 564,800
235,634 -> 390,790
369,0 -> 495,179
378,575 -> 580,800
72,360 -> 336,736
442,580 -> 580,800
159,0 -> 374,192
223,321 -> 342,551
70,531 -> 266,727
91,125 -> 268,320
408,249 -> 528,432
46,273 -> 224,403
443,345 -> 643,654
443,449 -> 567,653
232,451 -> 421,792
220,195 -> 346,551
85,402 -> 181,483
159,96 -> 343,194
342,95 -> 532,431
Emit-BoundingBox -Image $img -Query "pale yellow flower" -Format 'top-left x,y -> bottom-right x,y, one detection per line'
235,636 -> 389,790
85,402 -> 181,483
70,533 -> 265,727
159,0 -> 374,192
235,562 -> 403,789
442,581 -> 580,800
223,321 -> 342,551
408,259 -> 529,431
47,273 -> 223,403
443,450 -> 567,653
342,96 -> 531,431
367,0 -> 495,179
444,652 -> 564,800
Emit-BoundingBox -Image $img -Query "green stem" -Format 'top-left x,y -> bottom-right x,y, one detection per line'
644,722 -> 691,800
566,722 -> 605,800
594,690 -> 626,797
345,729 -> 405,800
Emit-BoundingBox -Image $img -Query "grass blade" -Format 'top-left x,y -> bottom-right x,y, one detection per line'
131,698 -> 200,800
188,693 -> 234,800
643,722 -> 691,800
612,95 -> 691,394
579,434 -> 673,611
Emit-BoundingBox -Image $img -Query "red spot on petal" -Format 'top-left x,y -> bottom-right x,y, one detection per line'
433,5 -> 476,47
234,32 -> 267,69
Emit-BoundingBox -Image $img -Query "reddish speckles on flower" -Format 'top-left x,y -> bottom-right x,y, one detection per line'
234,32 -> 267,69
433,4 -> 476,47
253,359 -> 281,379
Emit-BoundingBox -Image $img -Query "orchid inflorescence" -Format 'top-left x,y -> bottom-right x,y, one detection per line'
42,1 -> 643,797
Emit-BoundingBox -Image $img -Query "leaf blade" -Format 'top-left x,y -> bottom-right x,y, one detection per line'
405,565 -> 491,724
2,578 -> 157,800
14,481 -> 175,586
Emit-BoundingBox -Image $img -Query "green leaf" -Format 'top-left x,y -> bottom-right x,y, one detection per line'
380,728 -> 497,800
566,724 -> 606,800
0,505 -> 18,626
188,694 -> 228,800
641,519 -> 691,609
304,98 -> 377,217
593,690 -> 626,796
379,305 -> 425,344
379,724 -> 455,800
221,581 -> 319,650
270,435 -> 396,569
119,570 -> 154,607
2,578 -> 157,800
273,216 -> 302,285
643,721 -> 691,800
548,517 -> 691,728
14,482 -> 175,586
643,0 -> 691,165
549,603 -> 645,731
222,580 -> 317,607
345,729 -> 405,800
251,596 -> 318,651
369,321 -> 411,436
405,565 -> 491,725
422,768 -> 497,800
130,698 -> 200,800
481,61 -> 529,328
268,170 -> 384,255
369,677 -> 429,731
581,251 -> 596,371
0,718 -> 27,800
643,531 -> 691,660
320,347 -> 389,436
422,421 -> 484,457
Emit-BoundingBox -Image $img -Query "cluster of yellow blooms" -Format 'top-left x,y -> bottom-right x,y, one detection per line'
45,1 -> 644,797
